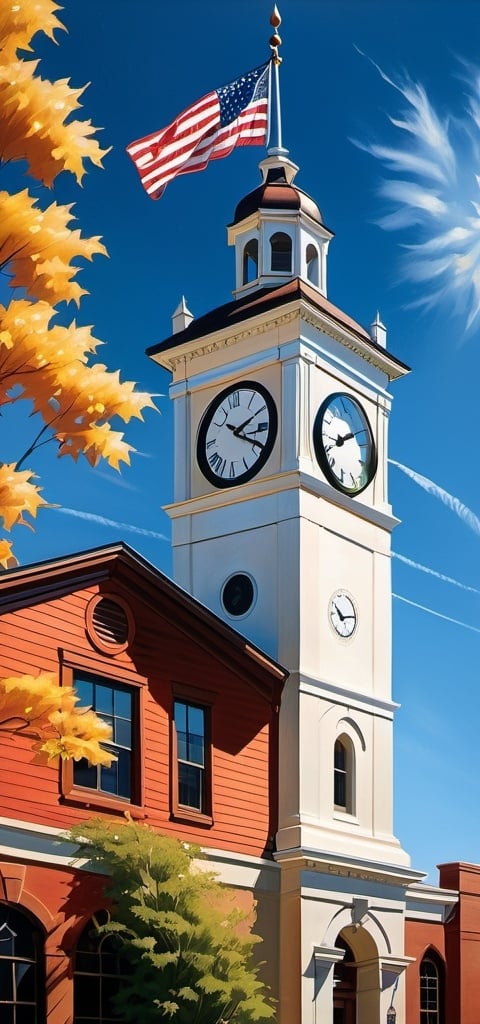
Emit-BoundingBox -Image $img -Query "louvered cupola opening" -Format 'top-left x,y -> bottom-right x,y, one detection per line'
86,595 -> 134,654
228,156 -> 333,298
270,231 -> 292,272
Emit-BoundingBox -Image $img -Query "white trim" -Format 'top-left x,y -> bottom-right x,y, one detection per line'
298,674 -> 399,717
165,469 -> 400,534
0,818 -> 279,891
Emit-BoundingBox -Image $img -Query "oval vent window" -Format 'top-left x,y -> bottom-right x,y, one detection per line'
221,573 -> 256,618
86,595 -> 134,654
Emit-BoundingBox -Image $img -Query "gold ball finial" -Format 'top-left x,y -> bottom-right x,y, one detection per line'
270,4 -> 282,29
269,5 -> 282,64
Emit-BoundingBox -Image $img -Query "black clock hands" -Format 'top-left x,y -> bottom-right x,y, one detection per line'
226,419 -> 265,448
226,414 -> 256,437
334,602 -> 355,622
325,432 -> 355,449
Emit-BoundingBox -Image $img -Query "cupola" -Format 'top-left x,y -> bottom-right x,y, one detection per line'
228,154 -> 334,299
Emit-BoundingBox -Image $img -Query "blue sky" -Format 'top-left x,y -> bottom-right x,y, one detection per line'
6,0 -> 480,881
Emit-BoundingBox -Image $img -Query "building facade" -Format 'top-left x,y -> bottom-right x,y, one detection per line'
2,150 -> 480,1023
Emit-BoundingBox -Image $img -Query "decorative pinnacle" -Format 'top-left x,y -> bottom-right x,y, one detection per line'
269,5 -> 282,65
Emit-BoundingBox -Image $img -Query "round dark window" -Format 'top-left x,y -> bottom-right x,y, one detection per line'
222,574 -> 255,617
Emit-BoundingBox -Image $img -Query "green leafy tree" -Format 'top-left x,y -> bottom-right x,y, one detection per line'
70,819 -> 275,1024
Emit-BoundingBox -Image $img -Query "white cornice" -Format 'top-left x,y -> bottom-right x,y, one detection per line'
274,846 -> 425,886
155,297 -> 407,382
296,674 -> 399,717
165,468 -> 399,534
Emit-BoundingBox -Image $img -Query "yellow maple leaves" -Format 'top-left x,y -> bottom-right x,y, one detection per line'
0,1 -> 63,61
0,463 -> 45,531
0,2 -> 156,563
0,191 -> 106,305
0,671 -> 115,765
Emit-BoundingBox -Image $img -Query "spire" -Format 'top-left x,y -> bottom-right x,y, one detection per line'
260,7 -> 298,185
267,6 -> 288,159
370,311 -> 387,349
172,297 -> 193,334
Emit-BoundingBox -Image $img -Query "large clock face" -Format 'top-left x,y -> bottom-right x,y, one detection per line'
197,381 -> 277,487
313,392 -> 376,496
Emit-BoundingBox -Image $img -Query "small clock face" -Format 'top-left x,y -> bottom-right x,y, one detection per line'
313,392 -> 376,496
197,381 -> 277,488
329,590 -> 357,638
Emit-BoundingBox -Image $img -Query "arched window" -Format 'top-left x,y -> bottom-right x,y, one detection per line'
306,243 -> 319,286
74,912 -> 127,1024
270,232 -> 292,272
0,904 -> 44,1023
334,736 -> 354,814
242,238 -> 258,284
420,952 -> 444,1023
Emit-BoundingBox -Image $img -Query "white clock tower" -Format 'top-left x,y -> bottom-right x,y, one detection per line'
148,70 -> 420,1023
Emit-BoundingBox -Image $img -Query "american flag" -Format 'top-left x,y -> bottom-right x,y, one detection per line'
126,62 -> 270,200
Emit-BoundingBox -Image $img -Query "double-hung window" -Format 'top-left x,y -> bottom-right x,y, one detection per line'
172,694 -> 212,823
68,671 -> 137,805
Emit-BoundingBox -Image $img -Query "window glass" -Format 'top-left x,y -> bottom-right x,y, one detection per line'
74,914 -> 126,1024
0,906 -> 43,1024
174,700 -> 206,812
420,955 -> 442,1023
334,739 -> 347,808
73,673 -> 134,802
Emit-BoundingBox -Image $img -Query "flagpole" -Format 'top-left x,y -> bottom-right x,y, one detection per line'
268,5 -> 288,156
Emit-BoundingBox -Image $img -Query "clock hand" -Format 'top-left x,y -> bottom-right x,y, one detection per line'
227,414 -> 256,437
234,432 -> 265,449
334,602 -> 345,622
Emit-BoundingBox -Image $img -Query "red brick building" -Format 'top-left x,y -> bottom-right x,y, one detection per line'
0,543 -> 287,1023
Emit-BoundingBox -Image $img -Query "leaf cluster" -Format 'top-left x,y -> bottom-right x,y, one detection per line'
70,820 -> 276,1024
0,1 -> 156,566
0,671 -> 115,764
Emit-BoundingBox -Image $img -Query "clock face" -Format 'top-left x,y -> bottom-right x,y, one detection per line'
313,392 -> 376,495
329,590 -> 357,638
197,381 -> 277,488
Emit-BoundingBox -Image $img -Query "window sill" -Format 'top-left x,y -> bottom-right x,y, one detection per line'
333,808 -> 359,826
171,807 -> 213,828
61,789 -> 145,819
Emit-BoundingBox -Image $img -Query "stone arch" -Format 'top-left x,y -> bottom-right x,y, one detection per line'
323,905 -> 391,957
0,863 -> 55,930
336,714 -> 367,751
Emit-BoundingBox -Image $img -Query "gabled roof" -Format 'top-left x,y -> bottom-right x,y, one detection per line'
0,543 -> 287,704
147,278 -> 410,379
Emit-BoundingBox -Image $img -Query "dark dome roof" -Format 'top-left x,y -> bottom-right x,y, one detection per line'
232,165 -> 324,226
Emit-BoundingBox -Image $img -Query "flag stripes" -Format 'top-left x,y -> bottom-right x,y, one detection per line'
126,63 -> 269,199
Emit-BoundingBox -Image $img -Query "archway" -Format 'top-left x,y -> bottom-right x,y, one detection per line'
333,934 -> 356,1024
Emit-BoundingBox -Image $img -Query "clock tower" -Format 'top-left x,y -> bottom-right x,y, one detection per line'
148,147 -> 419,1023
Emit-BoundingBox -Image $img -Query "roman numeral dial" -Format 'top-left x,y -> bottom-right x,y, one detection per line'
313,392 -> 376,496
197,381 -> 278,488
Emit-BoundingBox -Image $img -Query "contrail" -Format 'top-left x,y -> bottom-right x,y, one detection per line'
389,459 -> 480,537
58,507 -> 168,542
392,551 -> 480,595
393,593 -> 480,635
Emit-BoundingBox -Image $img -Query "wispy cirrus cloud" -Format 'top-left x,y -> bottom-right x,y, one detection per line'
354,50 -> 480,330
